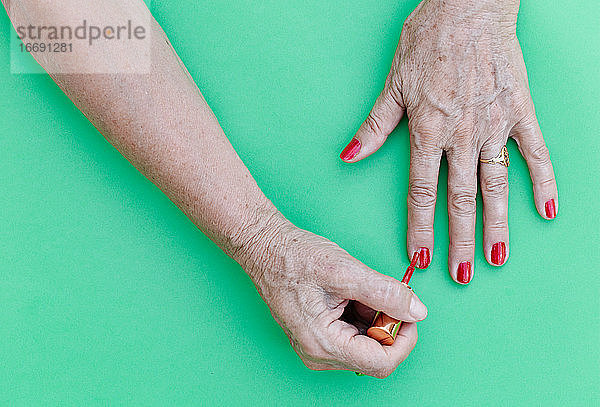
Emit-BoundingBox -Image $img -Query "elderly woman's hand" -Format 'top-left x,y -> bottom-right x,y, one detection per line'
234,213 -> 427,378
340,0 -> 558,284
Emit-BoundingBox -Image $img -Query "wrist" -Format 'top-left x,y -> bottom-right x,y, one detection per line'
223,202 -> 293,283
431,0 -> 519,26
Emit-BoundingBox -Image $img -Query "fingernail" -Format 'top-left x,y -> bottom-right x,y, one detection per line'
340,138 -> 361,161
417,247 -> 430,269
545,199 -> 556,219
409,295 -> 428,320
457,262 -> 472,284
491,242 -> 506,266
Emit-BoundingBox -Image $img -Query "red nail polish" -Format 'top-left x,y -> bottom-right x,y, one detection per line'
418,247 -> 430,269
545,199 -> 556,219
491,242 -> 506,265
457,262 -> 472,284
340,138 -> 361,161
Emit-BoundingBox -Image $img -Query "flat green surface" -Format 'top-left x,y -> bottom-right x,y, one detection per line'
1,1 -> 599,405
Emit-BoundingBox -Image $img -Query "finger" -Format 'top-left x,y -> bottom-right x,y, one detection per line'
383,322 -> 418,367
511,107 -> 558,220
329,260 -> 427,322
479,139 -> 510,267
330,320 -> 418,378
406,122 -> 443,269
298,357 -> 338,372
303,362 -> 338,372
340,76 -> 404,162
446,148 -> 478,284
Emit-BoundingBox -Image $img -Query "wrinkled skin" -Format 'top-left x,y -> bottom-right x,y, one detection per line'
341,0 -> 558,283
3,0 -> 558,380
235,214 -> 427,378
3,0 -> 429,379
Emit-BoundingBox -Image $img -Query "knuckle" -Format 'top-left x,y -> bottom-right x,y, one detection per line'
408,179 -> 437,210
537,176 -> 556,188
301,359 -> 324,372
375,363 -> 396,379
528,142 -> 551,164
448,188 -> 477,217
482,173 -> 508,198
364,113 -> 384,137
408,223 -> 433,235
302,341 -> 328,361
451,239 -> 475,251
386,81 -> 404,107
371,278 -> 396,304
485,218 -> 507,232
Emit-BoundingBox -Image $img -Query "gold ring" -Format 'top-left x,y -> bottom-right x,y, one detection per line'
480,145 -> 510,167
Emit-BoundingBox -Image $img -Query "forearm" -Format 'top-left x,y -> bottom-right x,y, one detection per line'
3,0 -> 283,270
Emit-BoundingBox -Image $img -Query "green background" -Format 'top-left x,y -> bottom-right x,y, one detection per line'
1,0 -> 598,405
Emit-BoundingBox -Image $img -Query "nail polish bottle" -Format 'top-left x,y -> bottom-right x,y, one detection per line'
367,252 -> 420,346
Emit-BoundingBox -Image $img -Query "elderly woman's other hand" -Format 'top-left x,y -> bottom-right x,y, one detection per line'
340,0 -> 558,284
233,213 -> 427,378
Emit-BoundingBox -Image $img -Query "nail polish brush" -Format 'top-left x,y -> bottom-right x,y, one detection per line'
366,251 -> 420,346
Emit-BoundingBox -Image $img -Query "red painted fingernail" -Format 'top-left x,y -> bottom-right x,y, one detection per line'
545,199 -> 556,219
491,242 -> 506,265
340,138 -> 361,161
418,247 -> 430,269
457,262 -> 472,284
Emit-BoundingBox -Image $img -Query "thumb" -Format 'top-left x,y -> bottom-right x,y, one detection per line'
334,261 -> 427,323
340,78 -> 405,163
